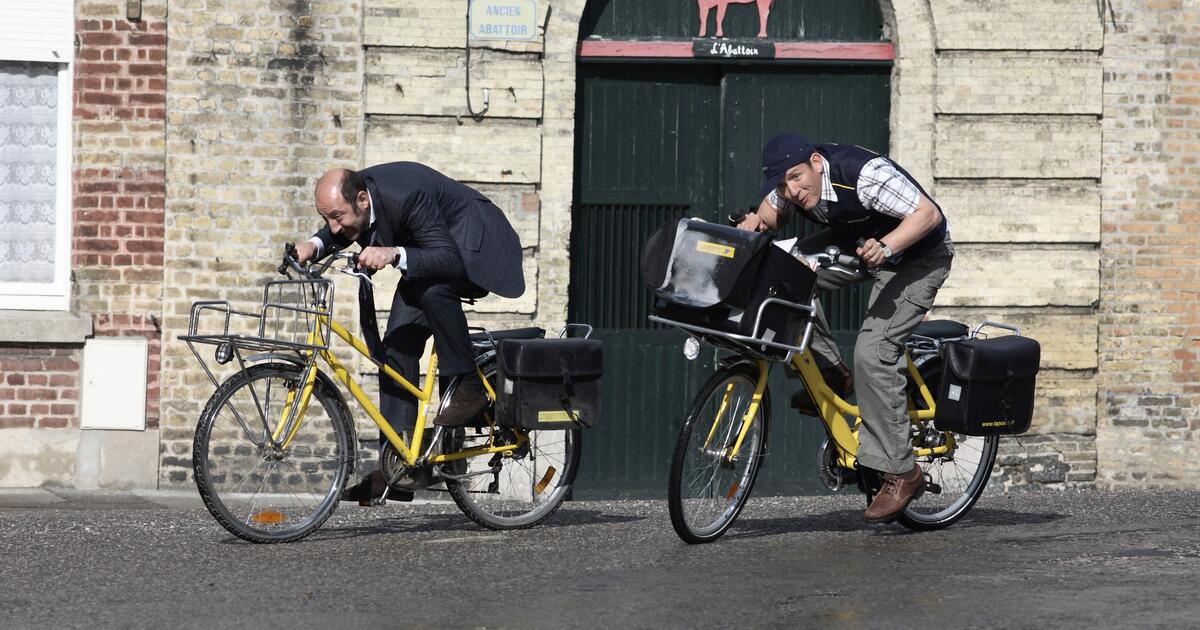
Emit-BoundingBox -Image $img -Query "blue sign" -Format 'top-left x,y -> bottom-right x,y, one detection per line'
469,0 -> 538,41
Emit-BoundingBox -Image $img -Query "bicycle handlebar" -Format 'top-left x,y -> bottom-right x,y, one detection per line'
278,243 -> 371,285
797,245 -> 863,277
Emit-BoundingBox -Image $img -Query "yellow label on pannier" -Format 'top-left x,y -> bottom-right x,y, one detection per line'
695,241 -> 735,258
538,410 -> 579,423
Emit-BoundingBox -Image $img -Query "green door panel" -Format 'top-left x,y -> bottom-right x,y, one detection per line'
571,59 -> 890,499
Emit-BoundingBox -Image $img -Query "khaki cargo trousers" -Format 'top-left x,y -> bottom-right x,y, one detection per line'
795,230 -> 953,475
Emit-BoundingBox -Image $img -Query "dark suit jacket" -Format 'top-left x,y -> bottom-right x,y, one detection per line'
313,162 -> 525,299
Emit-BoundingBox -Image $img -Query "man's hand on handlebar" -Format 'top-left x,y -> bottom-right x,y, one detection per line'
357,246 -> 397,271
294,241 -> 317,264
856,238 -> 887,271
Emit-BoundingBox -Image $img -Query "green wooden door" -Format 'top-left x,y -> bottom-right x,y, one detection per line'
571,63 -> 890,498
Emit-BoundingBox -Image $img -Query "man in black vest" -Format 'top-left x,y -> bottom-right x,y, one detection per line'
294,163 -> 525,503
738,133 -> 953,524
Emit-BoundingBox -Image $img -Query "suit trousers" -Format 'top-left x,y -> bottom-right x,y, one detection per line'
377,278 -> 478,439
794,230 -> 953,475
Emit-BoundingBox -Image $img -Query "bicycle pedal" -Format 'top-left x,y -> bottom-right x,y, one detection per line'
925,481 -> 942,495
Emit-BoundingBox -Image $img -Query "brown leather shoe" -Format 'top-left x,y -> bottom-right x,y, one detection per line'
790,362 -> 855,416
433,376 -> 489,427
864,464 -> 925,523
339,470 -> 415,506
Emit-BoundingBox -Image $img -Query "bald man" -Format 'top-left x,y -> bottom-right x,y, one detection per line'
294,163 -> 524,503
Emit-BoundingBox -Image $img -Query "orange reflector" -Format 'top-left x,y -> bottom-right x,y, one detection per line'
251,510 -> 285,525
725,481 -> 740,500
533,466 -> 557,496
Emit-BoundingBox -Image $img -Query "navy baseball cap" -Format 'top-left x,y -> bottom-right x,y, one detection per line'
758,133 -> 815,199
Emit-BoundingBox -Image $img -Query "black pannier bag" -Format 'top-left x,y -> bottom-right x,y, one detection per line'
494,338 -> 603,430
934,335 -> 1042,436
641,218 -> 816,347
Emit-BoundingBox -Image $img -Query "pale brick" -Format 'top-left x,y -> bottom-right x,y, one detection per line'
936,180 -> 1101,243
935,116 -> 1102,179
936,246 -> 1099,308
937,51 -> 1102,115
364,0 -> 547,52
365,48 -> 543,119
365,117 -> 541,184
931,0 -> 1103,51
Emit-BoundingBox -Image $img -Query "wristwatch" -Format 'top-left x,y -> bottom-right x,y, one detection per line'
879,241 -> 894,259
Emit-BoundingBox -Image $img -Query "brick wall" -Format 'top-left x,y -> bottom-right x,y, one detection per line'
1097,0 -> 1200,486
0,347 -> 81,430
158,0 -> 364,485
72,2 -> 168,427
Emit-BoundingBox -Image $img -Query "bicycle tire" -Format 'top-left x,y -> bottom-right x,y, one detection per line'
668,362 -> 770,544
444,361 -> 582,530
193,362 -> 353,543
897,357 -> 999,530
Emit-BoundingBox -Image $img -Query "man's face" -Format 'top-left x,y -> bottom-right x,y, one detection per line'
778,155 -> 823,210
316,188 -> 369,241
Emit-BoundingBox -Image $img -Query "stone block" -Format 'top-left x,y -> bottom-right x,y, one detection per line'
365,47 -> 543,119
936,180 -> 1100,243
935,116 -> 1101,179
75,428 -> 161,489
365,117 -> 541,184
931,0 -> 1103,51
937,51 -> 1102,115
935,245 -> 1099,308
364,0 -> 547,52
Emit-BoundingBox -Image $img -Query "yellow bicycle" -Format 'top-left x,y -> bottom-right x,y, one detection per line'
181,247 -> 581,543
657,248 -> 1001,544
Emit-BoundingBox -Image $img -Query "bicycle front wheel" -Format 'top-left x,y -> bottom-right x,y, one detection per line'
668,363 -> 770,544
193,362 -> 353,543
444,363 -> 582,530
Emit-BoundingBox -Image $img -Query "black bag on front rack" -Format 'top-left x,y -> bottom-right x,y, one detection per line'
494,338 -> 603,430
933,335 -> 1042,436
641,218 -> 816,349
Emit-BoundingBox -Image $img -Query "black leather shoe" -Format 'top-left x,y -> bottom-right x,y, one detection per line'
433,376 -> 490,427
340,470 -> 415,506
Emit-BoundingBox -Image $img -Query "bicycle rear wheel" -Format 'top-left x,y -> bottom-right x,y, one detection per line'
898,358 -> 999,530
668,363 -> 770,544
193,363 -> 353,543
444,363 -> 582,530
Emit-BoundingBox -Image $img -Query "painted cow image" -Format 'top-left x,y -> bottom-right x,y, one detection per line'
697,0 -> 773,38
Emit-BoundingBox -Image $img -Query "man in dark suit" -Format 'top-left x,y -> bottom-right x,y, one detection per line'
294,163 -> 525,502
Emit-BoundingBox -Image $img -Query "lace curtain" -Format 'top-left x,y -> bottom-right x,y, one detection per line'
0,61 -> 58,284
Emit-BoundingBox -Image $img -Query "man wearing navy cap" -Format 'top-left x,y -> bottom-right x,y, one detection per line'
740,132 -> 953,524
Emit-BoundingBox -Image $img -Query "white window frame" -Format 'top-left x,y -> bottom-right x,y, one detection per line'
0,0 -> 75,311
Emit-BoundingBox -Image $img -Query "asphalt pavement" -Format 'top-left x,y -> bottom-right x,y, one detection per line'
0,486 -> 1197,629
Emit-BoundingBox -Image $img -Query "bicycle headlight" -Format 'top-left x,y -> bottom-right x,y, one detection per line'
215,342 -> 234,365
683,337 -> 700,361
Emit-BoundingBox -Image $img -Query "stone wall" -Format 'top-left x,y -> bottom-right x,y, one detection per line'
1097,0 -> 1200,486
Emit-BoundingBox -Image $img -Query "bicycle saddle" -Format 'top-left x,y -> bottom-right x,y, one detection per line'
912,320 -> 969,340
468,327 -> 546,344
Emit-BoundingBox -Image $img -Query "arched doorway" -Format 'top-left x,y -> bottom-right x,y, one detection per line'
569,0 -> 892,497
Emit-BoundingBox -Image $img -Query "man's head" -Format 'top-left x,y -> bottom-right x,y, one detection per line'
758,133 -> 823,210
315,168 -> 370,241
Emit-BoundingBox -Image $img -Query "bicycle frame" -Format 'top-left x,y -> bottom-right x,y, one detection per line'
275,310 -> 523,470
713,348 -> 951,468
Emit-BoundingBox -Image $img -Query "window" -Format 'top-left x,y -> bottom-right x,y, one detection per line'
0,0 -> 74,311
